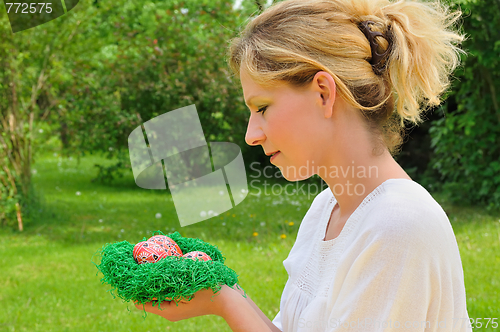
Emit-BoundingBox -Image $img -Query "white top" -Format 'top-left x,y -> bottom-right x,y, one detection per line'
271,179 -> 471,332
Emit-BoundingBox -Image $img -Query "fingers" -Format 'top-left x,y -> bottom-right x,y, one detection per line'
134,299 -> 158,312
135,300 -> 168,314
134,298 -> 186,313
134,301 -> 147,312
230,283 -> 247,297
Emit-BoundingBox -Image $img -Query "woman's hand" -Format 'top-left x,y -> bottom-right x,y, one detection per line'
135,284 -> 277,331
134,285 -> 234,322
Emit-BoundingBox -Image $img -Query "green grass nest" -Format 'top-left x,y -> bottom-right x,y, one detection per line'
94,231 -> 241,308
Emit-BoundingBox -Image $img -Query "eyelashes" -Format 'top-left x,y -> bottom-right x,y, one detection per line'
257,106 -> 268,114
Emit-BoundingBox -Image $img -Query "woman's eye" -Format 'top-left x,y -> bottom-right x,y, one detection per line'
257,106 -> 268,113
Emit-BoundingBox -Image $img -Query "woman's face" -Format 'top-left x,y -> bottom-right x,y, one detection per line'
240,68 -> 336,181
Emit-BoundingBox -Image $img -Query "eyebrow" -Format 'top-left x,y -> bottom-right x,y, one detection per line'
245,94 -> 268,107
245,95 -> 258,107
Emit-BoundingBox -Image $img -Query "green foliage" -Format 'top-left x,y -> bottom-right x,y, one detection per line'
91,157 -> 127,184
0,169 -> 20,226
0,0 -> 267,226
4,0 -> 499,222
0,2 -> 64,229
427,0 -> 500,211
49,0 -> 265,177
0,172 -> 41,229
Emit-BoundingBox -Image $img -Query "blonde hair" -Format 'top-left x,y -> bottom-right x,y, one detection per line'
227,0 -> 465,155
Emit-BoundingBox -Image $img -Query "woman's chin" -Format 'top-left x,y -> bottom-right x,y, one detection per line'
278,168 -> 312,182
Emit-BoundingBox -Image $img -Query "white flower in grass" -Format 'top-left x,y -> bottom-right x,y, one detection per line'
180,8 -> 189,14
260,222 -> 266,227
98,219 -> 103,223
222,222 -> 226,226
76,191 -> 81,196
38,129 -> 43,133
155,213 -> 162,219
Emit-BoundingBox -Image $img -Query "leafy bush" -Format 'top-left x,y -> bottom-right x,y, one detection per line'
54,0 -> 265,174
426,0 -> 500,211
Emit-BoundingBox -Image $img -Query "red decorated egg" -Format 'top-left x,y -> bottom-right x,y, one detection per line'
133,241 -> 169,264
182,251 -> 212,262
148,235 -> 182,256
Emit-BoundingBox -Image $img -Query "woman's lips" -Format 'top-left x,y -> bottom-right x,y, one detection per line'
270,151 -> 280,162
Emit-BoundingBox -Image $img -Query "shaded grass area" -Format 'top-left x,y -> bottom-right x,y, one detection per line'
0,154 -> 499,331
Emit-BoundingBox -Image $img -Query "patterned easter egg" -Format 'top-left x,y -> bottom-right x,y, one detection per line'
133,240 -> 152,258
133,241 -> 169,264
148,235 -> 182,256
182,251 -> 212,262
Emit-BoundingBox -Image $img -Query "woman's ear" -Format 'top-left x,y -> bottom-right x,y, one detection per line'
312,71 -> 336,119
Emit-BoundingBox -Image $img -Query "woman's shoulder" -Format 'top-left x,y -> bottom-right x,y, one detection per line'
373,179 -> 448,226
354,179 -> 456,250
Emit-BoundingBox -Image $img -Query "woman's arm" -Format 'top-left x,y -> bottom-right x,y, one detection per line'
135,285 -> 280,332
219,286 -> 281,332
230,284 -> 283,332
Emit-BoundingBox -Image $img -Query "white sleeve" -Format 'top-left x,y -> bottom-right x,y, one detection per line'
326,209 -> 471,332
272,310 -> 283,331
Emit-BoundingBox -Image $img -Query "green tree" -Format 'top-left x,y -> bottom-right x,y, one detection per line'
0,0 -> 269,228
427,0 -> 500,210
0,4 -> 83,229
53,0 -> 271,181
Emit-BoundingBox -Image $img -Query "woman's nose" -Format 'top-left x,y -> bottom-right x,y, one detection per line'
245,114 -> 265,146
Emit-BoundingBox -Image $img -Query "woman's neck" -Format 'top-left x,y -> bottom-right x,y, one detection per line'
318,149 -> 411,218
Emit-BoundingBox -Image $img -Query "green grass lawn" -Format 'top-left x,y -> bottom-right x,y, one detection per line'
0,154 -> 499,331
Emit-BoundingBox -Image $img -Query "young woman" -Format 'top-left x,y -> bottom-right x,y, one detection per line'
136,0 -> 471,331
